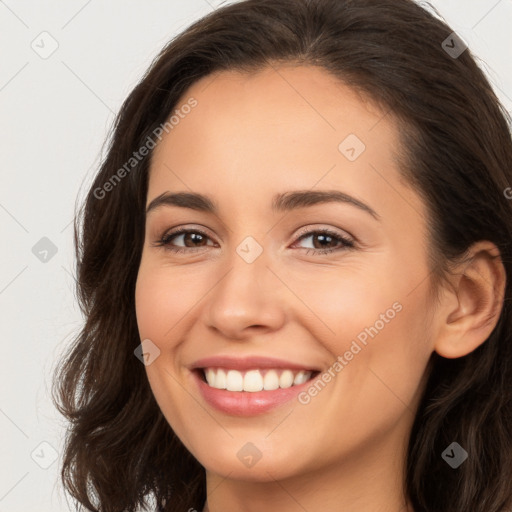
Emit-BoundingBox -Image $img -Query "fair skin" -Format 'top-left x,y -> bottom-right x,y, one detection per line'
135,64 -> 505,512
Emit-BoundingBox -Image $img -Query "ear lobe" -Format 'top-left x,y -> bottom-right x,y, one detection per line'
433,241 -> 506,359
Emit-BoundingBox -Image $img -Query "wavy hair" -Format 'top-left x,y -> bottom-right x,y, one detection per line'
52,0 -> 512,510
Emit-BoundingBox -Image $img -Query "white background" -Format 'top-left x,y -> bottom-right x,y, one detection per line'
0,1 -> 511,511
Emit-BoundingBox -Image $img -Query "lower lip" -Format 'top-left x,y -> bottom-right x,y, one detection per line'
192,370 -> 317,416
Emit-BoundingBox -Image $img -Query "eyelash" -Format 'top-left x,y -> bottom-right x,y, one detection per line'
153,226 -> 355,256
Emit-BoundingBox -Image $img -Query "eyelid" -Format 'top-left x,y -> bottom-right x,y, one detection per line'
293,224 -> 354,243
156,225 -> 217,247
157,223 -> 218,240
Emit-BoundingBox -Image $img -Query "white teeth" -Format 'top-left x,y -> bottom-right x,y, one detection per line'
203,368 -> 313,391
263,370 -> 280,390
293,370 -> 309,385
216,368 -> 227,389
244,370 -> 263,392
205,368 -> 215,386
226,369 -> 243,391
279,370 -> 294,389
206,368 -> 226,389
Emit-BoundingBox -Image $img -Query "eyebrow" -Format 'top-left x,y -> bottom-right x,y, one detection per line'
145,189 -> 380,220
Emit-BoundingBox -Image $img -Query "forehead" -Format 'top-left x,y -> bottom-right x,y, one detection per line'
154,65 -> 395,160
147,64 -> 425,222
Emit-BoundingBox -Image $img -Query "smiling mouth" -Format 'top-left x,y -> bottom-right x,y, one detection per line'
196,367 -> 321,392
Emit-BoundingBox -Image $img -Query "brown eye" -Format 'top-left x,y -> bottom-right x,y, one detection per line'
155,228 -> 216,253
164,231 -> 208,247
293,229 -> 355,255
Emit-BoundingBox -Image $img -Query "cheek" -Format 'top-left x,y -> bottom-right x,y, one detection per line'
135,261 -> 207,342
337,276 -> 433,418
134,262 -> 199,442
303,263 -> 432,407
302,289 -> 431,465
135,272 -> 169,341
286,264 -> 394,352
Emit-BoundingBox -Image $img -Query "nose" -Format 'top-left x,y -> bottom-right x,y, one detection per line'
203,244 -> 287,340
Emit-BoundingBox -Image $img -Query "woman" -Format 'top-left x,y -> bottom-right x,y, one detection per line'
52,0 -> 512,511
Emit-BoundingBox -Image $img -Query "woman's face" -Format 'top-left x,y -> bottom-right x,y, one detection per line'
135,65 -> 436,482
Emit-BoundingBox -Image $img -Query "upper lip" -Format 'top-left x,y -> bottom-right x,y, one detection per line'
190,355 -> 321,372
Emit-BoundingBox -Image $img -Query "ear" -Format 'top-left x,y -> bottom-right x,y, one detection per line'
433,241 -> 506,359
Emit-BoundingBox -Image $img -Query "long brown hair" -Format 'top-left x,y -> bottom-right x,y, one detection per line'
52,0 -> 512,510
